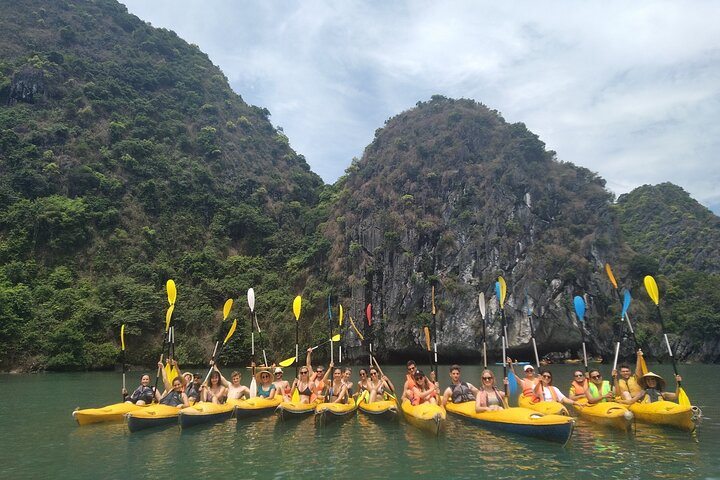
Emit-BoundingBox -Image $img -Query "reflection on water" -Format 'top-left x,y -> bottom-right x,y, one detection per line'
1,365 -> 719,480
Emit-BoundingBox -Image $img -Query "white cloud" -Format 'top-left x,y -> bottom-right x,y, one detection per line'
121,0 -> 720,212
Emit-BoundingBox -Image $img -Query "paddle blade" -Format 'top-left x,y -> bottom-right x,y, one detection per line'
639,355 -> 648,375
573,296 -> 585,322
291,388 -> 299,403
423,326 -> 431,351
339,304 -> 344,326
247,288 -> 255,312
498,276 -> 507,308
223,299 -> 233,321
165,304 -> 174,332
166,279 -> 176,305
349,316 -> 365,341
331,334 -> 341,342
165,363 -> 178,383
279,356 -> 296,367
621,290 -> 632,319
431,286 -> 436,315
644,275 -> 660,305
223,319 -> 238,345
478,292 -> 486,319
250,378 -> 257,398
508,371 -> 518,396
605,263 -> 618,289
678,387 -> 691,407
495,282 -> 501,308
293,296 -> 302,321
327,294 -> 333,320
120,324 -> 126,351
366,304 -> 372,326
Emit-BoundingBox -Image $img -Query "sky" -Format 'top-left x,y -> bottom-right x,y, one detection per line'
122,1 -> 720,214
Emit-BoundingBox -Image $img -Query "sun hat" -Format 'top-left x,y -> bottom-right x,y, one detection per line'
274,367 -> 283,374
524,365 -> 535,372
255,369 -> 273,383
638,371 -> 666,390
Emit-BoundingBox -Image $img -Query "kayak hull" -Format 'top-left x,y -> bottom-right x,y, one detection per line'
446,401 -> 575,445
73,402 -> 144,426
401,399 -> 446,436
518,394 -> 569,416
358,399 -> 398,420
315,399 -> 358,425
629,400 -> 695,431
573,400 -> 633,430
178,402 -> 234,429
126,404 -> 181,432
231,397 -> 282,417
276,400 -> 320,421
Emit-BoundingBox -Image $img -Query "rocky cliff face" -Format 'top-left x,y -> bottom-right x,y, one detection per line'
325,97 -> 625,363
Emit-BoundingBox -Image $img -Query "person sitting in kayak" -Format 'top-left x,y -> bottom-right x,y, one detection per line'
255,370 -> 277,399
403,360 -> 419,393
568,370 -> 589,401
307,348 -> 327,400
201,370 -> 228,404
290,366 -> 315,404
585,369 -> 615,404
636,372 -> 682,403
157,361 -> 190,408
533,369 -> 581,408
342,367 -> 354,396
123,374 -> 155,405
218,370 -> 251,401
507,359 -> 539,401
180,371 -> 200,404
441,365 -> 479,406
320,363 -> 349,403
407,370 -> 438,405
367,366 -> 396,403
475,369 -> 506,412
613,350 -> 646,404
272,367 -> 292,401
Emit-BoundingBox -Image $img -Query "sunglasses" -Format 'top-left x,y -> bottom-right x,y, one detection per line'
481,376 -> 493,381
300,371 -> 308,374
590,375 -> 601,379
541,374 -> 552,379
359,373 -> 367,376
316,370 -> 324,374
275,372 -> 282,376
370,372 -> 378,376
574,374 -> 584,377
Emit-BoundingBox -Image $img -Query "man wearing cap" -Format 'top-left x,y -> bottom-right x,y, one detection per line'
272,367 -> 291,401
507,359 -> 539,399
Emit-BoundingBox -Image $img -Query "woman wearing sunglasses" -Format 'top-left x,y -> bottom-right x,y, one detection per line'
533,369 -> 581,407
289,366 -> 316,404
475,370 -> 506,412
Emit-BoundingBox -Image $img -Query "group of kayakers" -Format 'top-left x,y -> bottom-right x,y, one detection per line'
121,348 -> 682,412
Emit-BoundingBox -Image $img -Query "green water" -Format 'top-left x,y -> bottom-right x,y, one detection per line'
1,363 -> 718,479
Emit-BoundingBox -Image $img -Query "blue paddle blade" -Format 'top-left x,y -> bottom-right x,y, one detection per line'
621,290 -> 632,318
327,294 -> 332,320
573,296 -> 585,321
495,282 -> 501,303
508,371 -> 518,396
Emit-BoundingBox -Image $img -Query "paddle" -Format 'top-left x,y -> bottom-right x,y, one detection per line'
431,285 -> 438,378
338,304 -> 344,364
278,334 -> 341,367
328,294 -> 334,364
247,288 -> 269,367
573,295 -> 589,376
423,326 -> 433,377
371,356 -> 398,403
348,314 -> 365,341
479,292 -> 487,368
644,275 -> 691,407
292,295 -> 302,374
496,278 -> 509,398
605,263 -> 645,368
154,279 -> 176,396
526,290 -> 540,369
613,290 -> 633,372
366,303 -> 373,367
120,324 -> 126,400
202,318 -> 238,385
204,299 -> 233,386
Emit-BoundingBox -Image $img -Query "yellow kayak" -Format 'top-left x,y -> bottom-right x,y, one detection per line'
276,399 -> 320,421
358,399 -> 398,420
178,402 -> 234,429
401,399 -> 446,436
126,404 -> 181,432
573,399 -> 633,430
629,400 -> 695,431
518,394 -> 569,416
315,398 -> 358,425
446,401 -> 575,445
73,402 -> 145,426
231,396 -> 282,417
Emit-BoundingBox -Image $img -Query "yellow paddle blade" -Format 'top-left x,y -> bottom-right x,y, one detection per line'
678,387 -> 691,407
279,356 -> 296,367
166,279 -> 176,305
120,324 -> 126,351
349,315 -> 365,341
331,334 -> 341,342
431,286 -> 436,315
292,388 -> 300,403
639,355 -> 648,375
293,295 -> 302,321
223,319 -> 237,344
339,304 -> 343,326
165,363 -> 178,383
644,275 -> 660,305
223,299 -> 233,321
605,263 -> 618,289
424,326 -> 431,351
498,276 -> 507,308
165,304 -> 174,332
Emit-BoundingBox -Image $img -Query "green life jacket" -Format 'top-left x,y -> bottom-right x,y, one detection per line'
588,380 -> 611,402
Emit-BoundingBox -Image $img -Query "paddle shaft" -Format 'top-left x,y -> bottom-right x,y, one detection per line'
501,308 -> 508,397
655,305 -> 682,386
431,286 -> 437,377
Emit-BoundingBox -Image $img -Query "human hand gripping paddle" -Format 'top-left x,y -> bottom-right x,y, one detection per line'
278,335 -> 341,367
644,275 -> 691,407
573,295 -> 589,376
202,299 -> 233,385
154,279 -> 176,396
605,263 -> 647,373
496,277 -> 516,402
479,292 -> 487,368
202,317 -> 238,386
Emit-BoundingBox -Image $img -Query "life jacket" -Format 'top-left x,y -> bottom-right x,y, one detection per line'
538,385 -> 560,402
520,378 -> 537,397
641,387 -> 662,404
410,385 -> 437,406
129,385 -> 154,404
588,381 -> 612,402
570,379 -> 587,397
618,376 -> 642,397
450,382 -> 475,403
314,379 -> 326,397
159,390 -> 183,407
